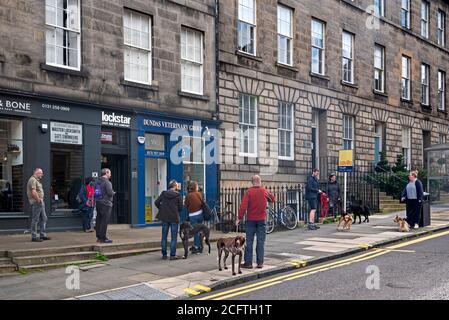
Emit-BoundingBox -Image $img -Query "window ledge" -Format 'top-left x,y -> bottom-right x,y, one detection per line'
373,90 -> 388,97
276,62 -> 298,72
40,63 -> 88,78
235,50 -> 263,62
400,98 -> 413,104
437,109 -> 448,115
178,91 -> 210,101
121,79 -> 159,91
341,81 -> 359,89
310,72 -> 330,81
421,103 -> 432,110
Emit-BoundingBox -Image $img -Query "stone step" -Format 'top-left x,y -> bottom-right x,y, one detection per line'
7,245 -> 94,258
104,248 -> 160,259
18,260 -> 99,273
95,242 -> 159,254
380,206 -> 406,211
380,200 -> 402,205
0,264 -> 17,274
12,252 -> 99,267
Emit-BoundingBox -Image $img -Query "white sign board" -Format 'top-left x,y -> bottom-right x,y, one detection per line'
50,122 -> 83,145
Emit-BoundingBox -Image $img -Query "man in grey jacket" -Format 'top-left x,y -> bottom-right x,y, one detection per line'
95,168 -> 116,244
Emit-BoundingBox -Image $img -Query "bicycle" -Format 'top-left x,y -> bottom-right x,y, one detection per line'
266,202 -> 298,234
211,201 -> 236,234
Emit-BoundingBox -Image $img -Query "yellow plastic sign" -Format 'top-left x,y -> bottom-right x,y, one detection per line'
338,150 -> 354,172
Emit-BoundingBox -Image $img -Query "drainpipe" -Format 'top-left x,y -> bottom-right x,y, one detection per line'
215,0 -> 221,202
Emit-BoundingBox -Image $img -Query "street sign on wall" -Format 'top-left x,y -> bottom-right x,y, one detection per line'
338,150 -> 354,172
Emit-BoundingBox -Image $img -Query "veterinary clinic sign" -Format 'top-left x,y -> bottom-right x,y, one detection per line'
338,150 -> 354,172
50,122 -> 83,145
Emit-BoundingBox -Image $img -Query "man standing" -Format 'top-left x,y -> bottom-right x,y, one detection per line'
305,169 -> 322,230
155,180 -> 183,260
95,168 -> 116,243
27,168 -> 50,242
401,171 -> 424,229
237,175 -> 275,269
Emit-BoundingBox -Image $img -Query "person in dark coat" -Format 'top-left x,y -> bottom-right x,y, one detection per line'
155,180 -> 183,260
401,171 -> 424,229
327,173 -> 341,217
305,169 -> 322,230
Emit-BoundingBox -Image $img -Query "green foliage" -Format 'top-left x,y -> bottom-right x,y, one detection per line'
95,253 -> 109,262
375,151 -> 391,173
392,154 -> 407,173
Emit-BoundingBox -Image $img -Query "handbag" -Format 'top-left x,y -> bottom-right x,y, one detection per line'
201,198 -> 212,221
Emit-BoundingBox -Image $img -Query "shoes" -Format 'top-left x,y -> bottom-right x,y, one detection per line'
98,239 -> 113,244
256,264 -> 264,269
85,229 -> 94,233
240,263 -> 253,269
31,238 -> 43,242
307,224 -> 317,230
41,237 -> 51,241
414,224 -> 420,229
191,247 -> 201,254
162,256 -> 168,260
170,256 -> 182,260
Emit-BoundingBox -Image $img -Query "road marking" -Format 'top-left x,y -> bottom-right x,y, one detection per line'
376,248 -> 415,253
194,285 -> 211,293
184,288 -> 201,296
199,230 -> 449,300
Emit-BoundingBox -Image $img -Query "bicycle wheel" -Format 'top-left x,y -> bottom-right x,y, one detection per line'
281,206 -> 298,230
220,212 -> 234,234
266,210 -> 275,234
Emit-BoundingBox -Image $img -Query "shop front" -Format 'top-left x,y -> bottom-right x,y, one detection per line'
136,114 -> 219,226
0,92 -> 136,233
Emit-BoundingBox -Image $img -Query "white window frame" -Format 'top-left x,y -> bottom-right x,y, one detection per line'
438,10 -> 446,47
181,27 -> 204,95
401,0 -> 411,29
402,127 -> 412,170
278,102 -> 294,160
45,0 -> 81,71
311,19 -> 325,75
238,0 -> 257,56
439,133 -> 447,144
343,115 -> 355,150
239,95 -> 258,157
421,1 -> 429,38
374,0 -> 385,17
123,10 -> 152,85
402,56 -> 411,101
421,64 -> 430,106
439,70 -> 446,111
374,45 -> 385,93
342,31 -> 354,84
277,5 -> 293,66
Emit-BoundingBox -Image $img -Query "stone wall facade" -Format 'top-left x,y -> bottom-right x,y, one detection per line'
218,0 -> 449,187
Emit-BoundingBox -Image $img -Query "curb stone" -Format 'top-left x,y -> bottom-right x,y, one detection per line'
177,223 -> 449,299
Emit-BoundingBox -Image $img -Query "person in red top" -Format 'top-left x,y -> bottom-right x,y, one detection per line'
236,175 -> 275,269
79,177 -> 95,233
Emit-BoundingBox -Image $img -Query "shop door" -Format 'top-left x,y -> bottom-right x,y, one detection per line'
145,158 -> 167,223
101,154 -> 129,224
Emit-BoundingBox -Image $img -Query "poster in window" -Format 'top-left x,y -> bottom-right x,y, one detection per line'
50,122 -> 83,145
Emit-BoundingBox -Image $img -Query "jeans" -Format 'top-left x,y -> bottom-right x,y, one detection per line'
161,222 -> 179,257
31,202 -> 47,239
189,214 -> 204,249
244,220 -> 266,265
95,202 -> 112,241
81,207 -> 94,231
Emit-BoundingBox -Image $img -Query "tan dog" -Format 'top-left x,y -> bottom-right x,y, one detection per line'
217,236 -> 245,276
394,216 -> 410,232
337,213 -> 354,231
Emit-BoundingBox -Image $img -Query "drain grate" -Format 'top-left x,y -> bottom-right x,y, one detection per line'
76,284 -> 173,300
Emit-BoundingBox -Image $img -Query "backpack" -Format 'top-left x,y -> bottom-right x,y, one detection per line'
76,185 -> 86,205
94,181 -> 104,200
201,198 -> 212,222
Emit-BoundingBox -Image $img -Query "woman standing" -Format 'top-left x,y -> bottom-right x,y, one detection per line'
79,177 -> 95,233
401,171 -> 424,229
327,173 -> 341,217
184,181 -> 204,254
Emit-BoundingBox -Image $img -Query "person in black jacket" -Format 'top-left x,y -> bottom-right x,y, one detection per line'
155,180 -> 183,260
401,171 -> 424,229
327,173 -> 341,217
305,169 -> 322,230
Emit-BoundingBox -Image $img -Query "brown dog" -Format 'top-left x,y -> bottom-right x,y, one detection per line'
394,216 -> 411,232
217,236 -> 245,276
337,213 -> 354,231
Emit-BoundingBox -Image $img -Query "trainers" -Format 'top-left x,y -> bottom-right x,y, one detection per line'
41,236 -> 51,241
31,238 -> 43,242
415,224 -> 420,229
256,264 -> 264,269
307,224 -> 317,230
240,263 -> 253,269
162,256 -> 168,260
191,247 -> 201,254
170,256 -> 182,260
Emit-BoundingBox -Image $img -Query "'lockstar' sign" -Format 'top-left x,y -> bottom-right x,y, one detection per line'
101,111 -> 131,128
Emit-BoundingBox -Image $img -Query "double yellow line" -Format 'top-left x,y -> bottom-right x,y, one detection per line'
198,230 -> 449,300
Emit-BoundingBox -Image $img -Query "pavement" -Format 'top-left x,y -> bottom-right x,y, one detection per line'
1,205 -> 449,300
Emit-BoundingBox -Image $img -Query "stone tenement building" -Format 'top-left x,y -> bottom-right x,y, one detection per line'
218,0 -> 449,187
0,0 -> 218,232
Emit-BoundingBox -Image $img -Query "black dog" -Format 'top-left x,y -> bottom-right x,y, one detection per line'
179,221 -> 211,259
347,201 -> 371,224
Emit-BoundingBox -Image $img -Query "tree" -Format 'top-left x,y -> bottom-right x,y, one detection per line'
375,151 -> 391,173
392,154 -> 407,173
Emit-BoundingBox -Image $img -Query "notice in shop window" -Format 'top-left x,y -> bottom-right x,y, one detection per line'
50,122 -> 83,145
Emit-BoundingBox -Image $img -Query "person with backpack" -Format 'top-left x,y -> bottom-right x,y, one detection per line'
78,177 -> 95,233
184,181 -> 205,254
95,168 -> 116,244
155,180 -> 183,260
